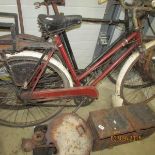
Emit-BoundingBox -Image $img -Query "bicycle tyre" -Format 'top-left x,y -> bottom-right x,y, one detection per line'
108,10 -> 155,86
0,51 -> 72,127
116,50 -> 155,105
108,41 -> 155,88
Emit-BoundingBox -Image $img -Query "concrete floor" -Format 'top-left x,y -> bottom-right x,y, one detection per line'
0,78 -> 155,155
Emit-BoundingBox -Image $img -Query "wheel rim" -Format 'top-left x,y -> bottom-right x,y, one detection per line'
121,57 -> 155,105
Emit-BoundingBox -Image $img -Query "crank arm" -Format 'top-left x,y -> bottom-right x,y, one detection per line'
21,86 -> 99,101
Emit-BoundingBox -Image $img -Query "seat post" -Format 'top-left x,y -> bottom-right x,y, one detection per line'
51,1 -> 60,15
51,1 -> 79,70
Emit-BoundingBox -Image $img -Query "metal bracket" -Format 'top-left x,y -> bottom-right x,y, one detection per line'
93,0 -> 122,59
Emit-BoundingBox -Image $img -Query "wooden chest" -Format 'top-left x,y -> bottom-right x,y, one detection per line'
87,104 -> 155,151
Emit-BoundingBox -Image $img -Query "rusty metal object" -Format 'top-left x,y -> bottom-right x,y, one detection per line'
142,48 -> 155,81
21,125 -> 48,152
47,113 -> 93,155
87,104 -> 155,151
119,0 -> 154,11
143,36 -> 155,42
82,18 -> 127,24
144,49 -> 153,74
32,131 -> 47,146
134,48 -> 155,82
34,0 -> 65,10
21,114 -> 92,154
0,34 -> 55,53
16,0 -> 25,34
21,138 -> 36,152
45,0 -> 65,6
132,0 -> 154,7
0,34 -> 41,41
0,12 -> 19,34
51,1 -> 60,15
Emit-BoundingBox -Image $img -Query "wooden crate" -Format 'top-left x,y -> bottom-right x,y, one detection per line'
87,104 -> 155,151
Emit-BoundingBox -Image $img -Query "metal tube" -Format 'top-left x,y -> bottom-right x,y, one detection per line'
51,1 -> 60,15
82,18 -> 126,24
78,32 -> 138,81
118,0 -> 153,11
0,12 -> 19,34
16,0 -> 25,34
91,44 -> 137,86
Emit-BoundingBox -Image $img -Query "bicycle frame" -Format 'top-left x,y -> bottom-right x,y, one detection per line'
54,31 -> 142,86
20,1 -> 145,101
44,1 -> 141,87
23,30 -> 142,101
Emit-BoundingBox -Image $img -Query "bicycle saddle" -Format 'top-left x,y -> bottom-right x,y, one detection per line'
38,14 -> 82,33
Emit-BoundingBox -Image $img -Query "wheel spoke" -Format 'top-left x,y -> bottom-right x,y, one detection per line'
0,56 -> 70,127
121,52 -> 155,104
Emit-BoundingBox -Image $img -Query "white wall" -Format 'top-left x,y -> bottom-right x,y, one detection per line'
0,0 -> 106,69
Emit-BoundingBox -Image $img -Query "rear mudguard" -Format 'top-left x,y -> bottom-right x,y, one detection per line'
6,50 -> 74,87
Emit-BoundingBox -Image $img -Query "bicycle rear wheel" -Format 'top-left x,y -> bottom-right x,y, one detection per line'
0,53 -> 72,127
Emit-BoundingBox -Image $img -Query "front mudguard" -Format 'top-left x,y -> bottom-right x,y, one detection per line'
113,40 -> 155,107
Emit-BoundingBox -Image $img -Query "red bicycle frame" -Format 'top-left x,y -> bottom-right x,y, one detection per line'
21,1 -> 143,101
22,31 -> 142,101
54,31 -> 142,87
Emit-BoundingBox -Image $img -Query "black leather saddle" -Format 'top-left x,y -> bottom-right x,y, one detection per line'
38,14 -> 82,33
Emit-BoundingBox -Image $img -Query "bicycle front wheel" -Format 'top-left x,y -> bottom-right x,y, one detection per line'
0,51 -> 72,127
119,50 -> 155,105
